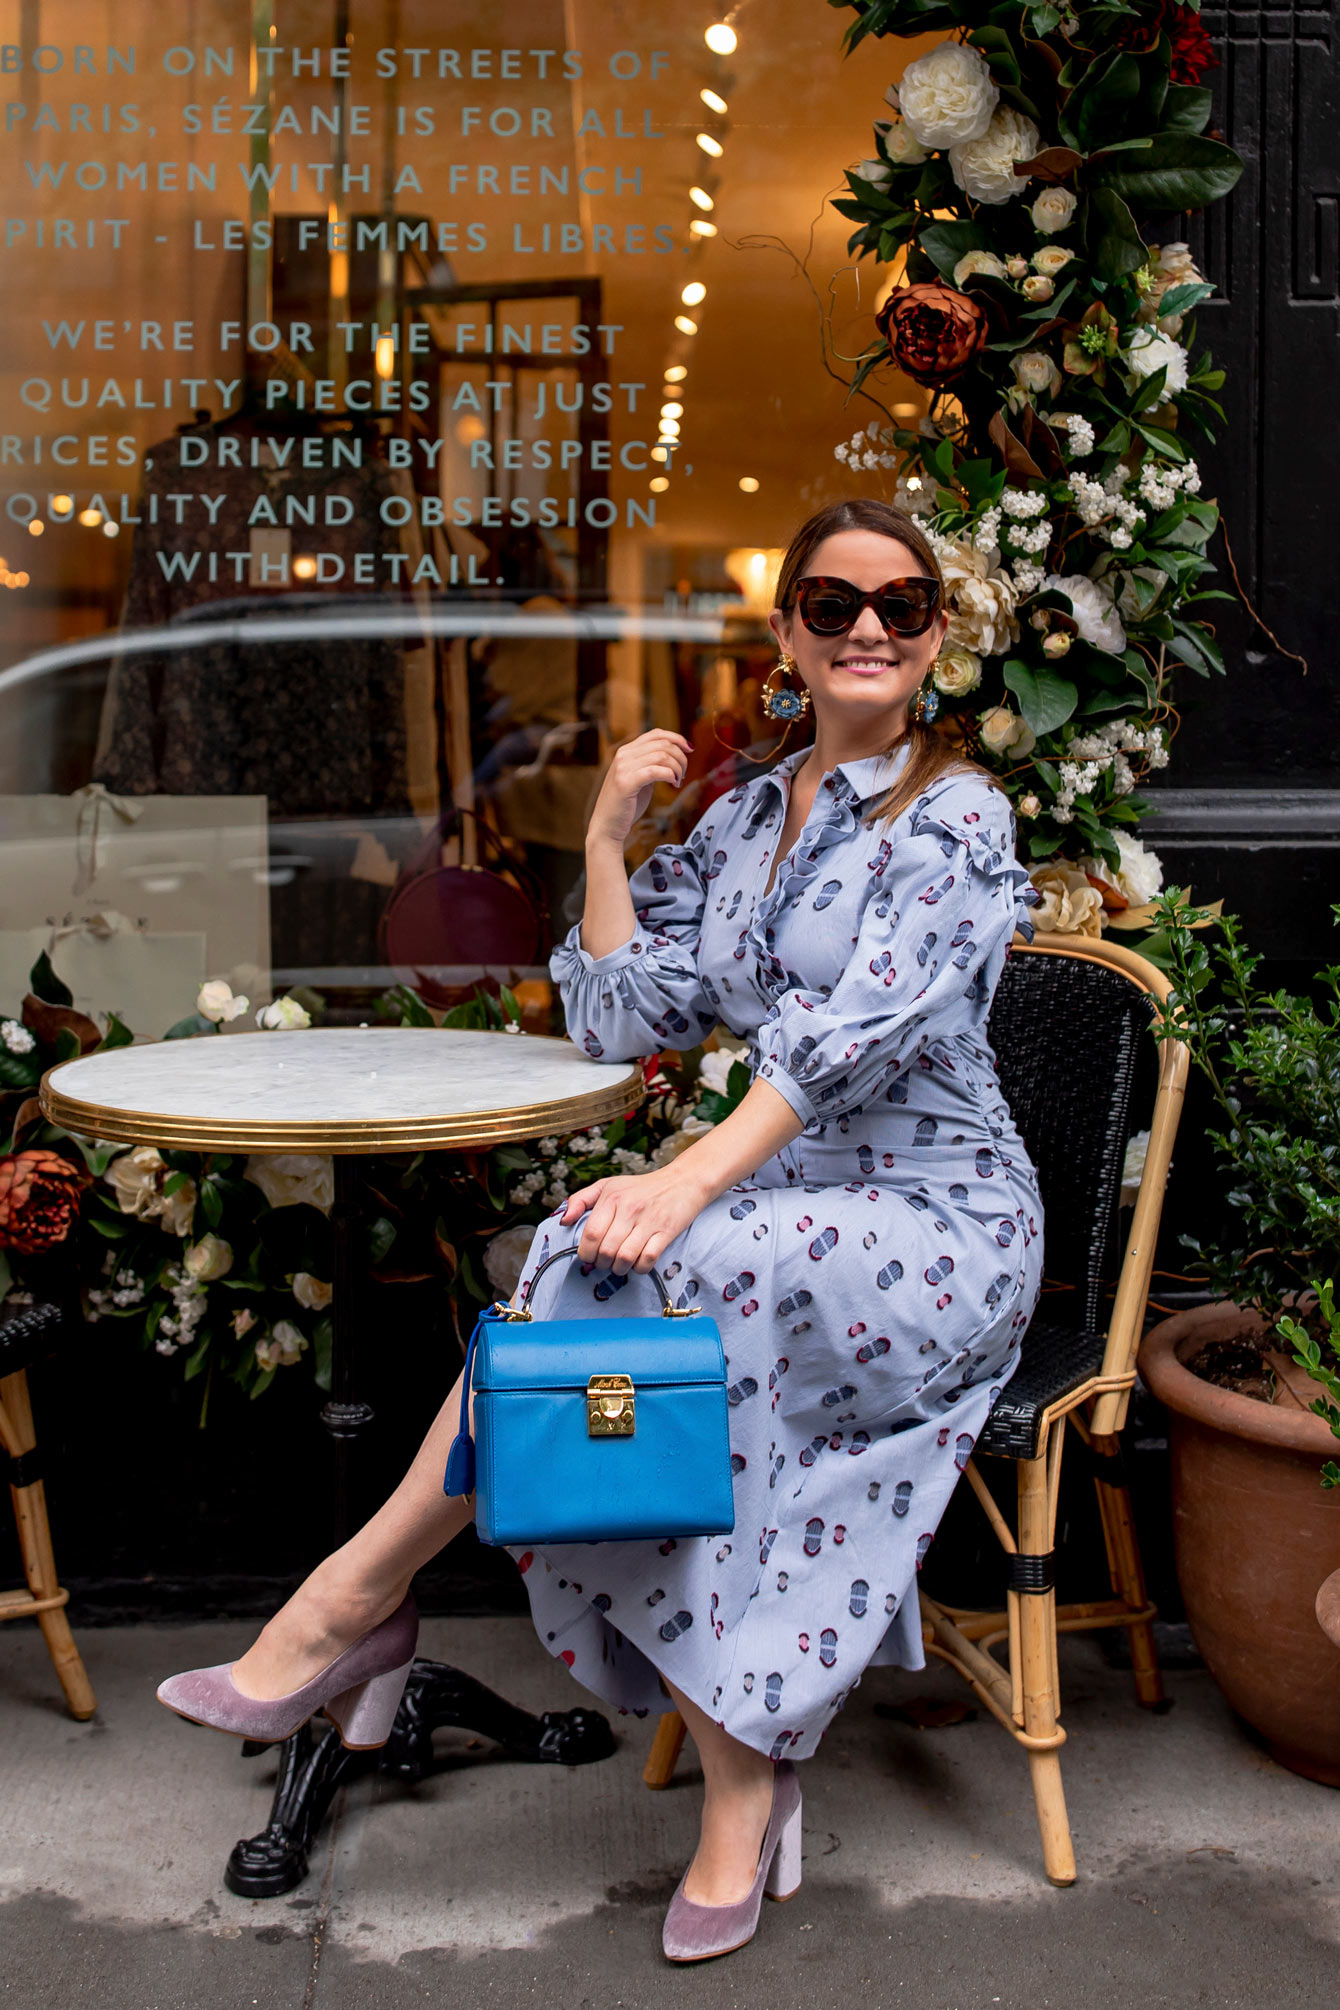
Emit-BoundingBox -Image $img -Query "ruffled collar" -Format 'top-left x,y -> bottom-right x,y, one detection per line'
763,737 -> 911,810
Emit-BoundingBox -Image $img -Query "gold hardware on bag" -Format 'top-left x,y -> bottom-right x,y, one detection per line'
587,1373 -> 636,1436
660,1303 -> 701,1319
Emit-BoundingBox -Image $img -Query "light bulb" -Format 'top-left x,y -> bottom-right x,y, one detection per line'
651,446 -> 669,463
674,314 -> 698,336
700,88 -> 728,115
374,334 -> 396,380
689,186 -> 715,212
28,519 -> 44,536
661,402 -> 684,420
690,220 -> 718,238
50,493 -> 74,517
659,419 -> 682,438
102,519 -> 120,536
681,281 -> 707,307
650,476 -> 670,493
696,133 -> 724,158
78,507 -> 102,527
738,476 -> 760,493
705,23 -> 737,54
664,364 -> 688,382
293,555 -> 318,579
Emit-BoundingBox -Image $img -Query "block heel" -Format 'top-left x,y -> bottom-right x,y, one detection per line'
325,1655 -> 415,1750
764,1800 -> 803,1901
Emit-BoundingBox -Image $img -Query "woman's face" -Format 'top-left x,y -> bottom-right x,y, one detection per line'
768,528 -> 948,738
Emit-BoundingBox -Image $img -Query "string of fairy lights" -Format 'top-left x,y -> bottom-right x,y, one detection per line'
648,19 -> 759,503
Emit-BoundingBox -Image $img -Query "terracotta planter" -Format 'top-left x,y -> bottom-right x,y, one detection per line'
1139,1302 -> 1340,1786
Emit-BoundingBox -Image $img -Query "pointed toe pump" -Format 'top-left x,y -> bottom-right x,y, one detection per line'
156,1593 -> 418,1750
662,1762 -> 803,1964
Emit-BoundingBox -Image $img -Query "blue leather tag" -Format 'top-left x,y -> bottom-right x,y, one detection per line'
443,1430 -> 476,1498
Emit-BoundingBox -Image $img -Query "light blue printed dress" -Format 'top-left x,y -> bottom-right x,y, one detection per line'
512,743 -> 1044,1761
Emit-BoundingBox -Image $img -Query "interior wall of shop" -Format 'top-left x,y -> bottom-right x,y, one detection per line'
3,7 -> 1337,1632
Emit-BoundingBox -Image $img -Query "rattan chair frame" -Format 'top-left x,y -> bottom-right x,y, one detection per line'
642,935 -> 1189,1890
0,1307 -> 97,1720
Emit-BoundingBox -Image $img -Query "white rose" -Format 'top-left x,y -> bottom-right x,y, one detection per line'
876,114 -> 928,166
197,979 -> 249,1024
483,1225 -> 538,1300
698,1037 -> 748,1096
1124,327 -> 1189,394
232,1307 -> 257,1339
256,994 -> 312,1031
1031,186 -> 1077,235
979,705 -> 1028,756
1018,793 -> 1041,819
1012,348 -> 1062,398
1021,273 -> 1054,303
1086,832 -> 1164,908
851,157 -> 892,192
292,1270 -> 333,1310
948,106 -> 1040,206
105,1145 -> 167,1219
896,41 -> 998,149
183,1233 -> 233,1282
933,645 -> 982,696
940,542 -> 1020,658
1032,244 -> 1075,276
1040,572 -> 1126,654
1041,630 -> 1072,658
270,1319 -> 308,1365
952,249 -> 1008,287
159,1178 -> 197,1238
243,1153 -> 335,1213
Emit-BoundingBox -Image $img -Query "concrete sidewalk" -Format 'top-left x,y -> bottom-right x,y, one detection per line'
2,1616 -> 1338,2010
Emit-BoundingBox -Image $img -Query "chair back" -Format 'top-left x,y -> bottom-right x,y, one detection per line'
987,943 -> 1150,1333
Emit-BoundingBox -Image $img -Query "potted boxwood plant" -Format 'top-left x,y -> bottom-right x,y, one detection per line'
1137,899 -> 1340,1784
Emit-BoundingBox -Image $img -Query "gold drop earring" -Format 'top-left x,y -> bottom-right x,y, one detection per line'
761,650 -> 812,723
910,659 -> 942,726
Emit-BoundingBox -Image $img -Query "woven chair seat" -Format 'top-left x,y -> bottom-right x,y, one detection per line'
977,1318 -> 1109,1463
0,1301 -> 65,1380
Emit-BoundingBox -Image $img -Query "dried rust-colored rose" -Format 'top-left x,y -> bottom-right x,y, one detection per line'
877,282 -> 987,386
0,1148 -> 90,1255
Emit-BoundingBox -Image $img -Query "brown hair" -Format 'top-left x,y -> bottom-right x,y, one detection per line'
774,496 -> 983,826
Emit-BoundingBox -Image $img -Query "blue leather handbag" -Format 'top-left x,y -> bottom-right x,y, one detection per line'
443,1248 -> 736,1547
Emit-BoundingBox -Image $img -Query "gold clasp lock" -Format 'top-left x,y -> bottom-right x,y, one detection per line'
587,1373 -> 636,1437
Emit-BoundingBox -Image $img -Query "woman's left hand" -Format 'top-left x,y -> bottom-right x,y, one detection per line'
559,1165 -> 706,1275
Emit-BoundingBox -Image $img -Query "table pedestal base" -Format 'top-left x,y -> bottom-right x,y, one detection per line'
224,1657 -> 616,1898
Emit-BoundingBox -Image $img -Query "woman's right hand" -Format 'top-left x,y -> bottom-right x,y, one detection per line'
587,730 -> 692,852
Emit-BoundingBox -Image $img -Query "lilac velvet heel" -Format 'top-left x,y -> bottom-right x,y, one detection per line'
155,1593 -> 418,1750
662,1762 -> 802,1964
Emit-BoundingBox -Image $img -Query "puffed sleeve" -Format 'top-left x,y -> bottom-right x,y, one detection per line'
755,776 -> 1036,1127
550,832 -> 719,1061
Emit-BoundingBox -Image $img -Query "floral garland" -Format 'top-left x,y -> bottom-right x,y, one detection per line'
0,960 -> 741,1406
829,0 -> 1242,937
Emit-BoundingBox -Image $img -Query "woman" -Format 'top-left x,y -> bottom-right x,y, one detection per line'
158,498 -> 1042,1963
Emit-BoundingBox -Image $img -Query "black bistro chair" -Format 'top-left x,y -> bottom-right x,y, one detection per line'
0,1300 -> 97,1719
642,936 -> 1188,1889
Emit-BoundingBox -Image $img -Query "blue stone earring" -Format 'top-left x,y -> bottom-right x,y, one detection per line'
762,651 -> 811,723
910,664 -> 941,726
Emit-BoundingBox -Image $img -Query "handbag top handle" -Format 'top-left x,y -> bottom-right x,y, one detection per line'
443,1246 -> 697,1499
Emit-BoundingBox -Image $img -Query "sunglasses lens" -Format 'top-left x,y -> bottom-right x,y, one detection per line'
879,584 -> 935,634
798,584 -> 856,633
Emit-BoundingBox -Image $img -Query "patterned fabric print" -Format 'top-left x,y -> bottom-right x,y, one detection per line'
515,743 -> 1044,1761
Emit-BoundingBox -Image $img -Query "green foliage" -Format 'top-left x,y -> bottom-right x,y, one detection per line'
1278,1282 -> 1340,1490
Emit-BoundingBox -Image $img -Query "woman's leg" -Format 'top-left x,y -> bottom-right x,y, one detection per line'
231,1368 -> 472,1698
663,1680 -> 780,1906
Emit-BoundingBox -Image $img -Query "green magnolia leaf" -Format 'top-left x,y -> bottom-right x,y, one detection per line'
1002,658 -> 1079,737
918,220 -> 988,278
367,1214 -> 398,1265
1088,132 -> 1244,211
1083,188 -> 1146,281
1157,280 -> 1214,318
27,950 -> 73,1006
0,1047 -> 41,1089
99,1013 -> 135,1051
1161,84 -> 1213,136
163,1013 -> 218,1041
1071,52 -> 1143,155
1169,619 -> 1226,676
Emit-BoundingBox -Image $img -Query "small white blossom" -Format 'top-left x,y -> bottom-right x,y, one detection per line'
1,1019 -> 35,1054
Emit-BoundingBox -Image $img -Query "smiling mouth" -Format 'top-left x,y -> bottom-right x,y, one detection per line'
833,656 -> 898,672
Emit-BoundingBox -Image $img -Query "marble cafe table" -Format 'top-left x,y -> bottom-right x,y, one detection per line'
42,1026 -> 642,1898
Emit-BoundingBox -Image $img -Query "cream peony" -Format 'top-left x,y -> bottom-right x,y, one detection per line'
1018,793 -> 1041,819
698,1037 -> 748,1097
953,248 -> 1008,287
256,994 -> 312,1031
1124,327 -> 1189,394
256,1320 -> 308,1370
876,114 -> 928,166
652,1115 -> 715,1168
1032,244 -> 1075,277
1012,348 -> 1062,398
1041,630 -> 1072,658
1029,864 -> 1104,938
939,540 -> 1020,657
1031,185 -> 1077,235
197,979 -> 249,1024
483,1224 -> 538,1300
933,645 -> 982,696
896,41 -> 998,150
1085,832 -> 1164,908
1040,572 -> 1126,654
105,1145 -> 168,1220
159,1179 -> 196,1238
851,157 -> 893,192
243,1152 -> 335,1213
183,1233 -> 232,1282
292,1270 -> 333,1310
948,106 -> 1040,205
